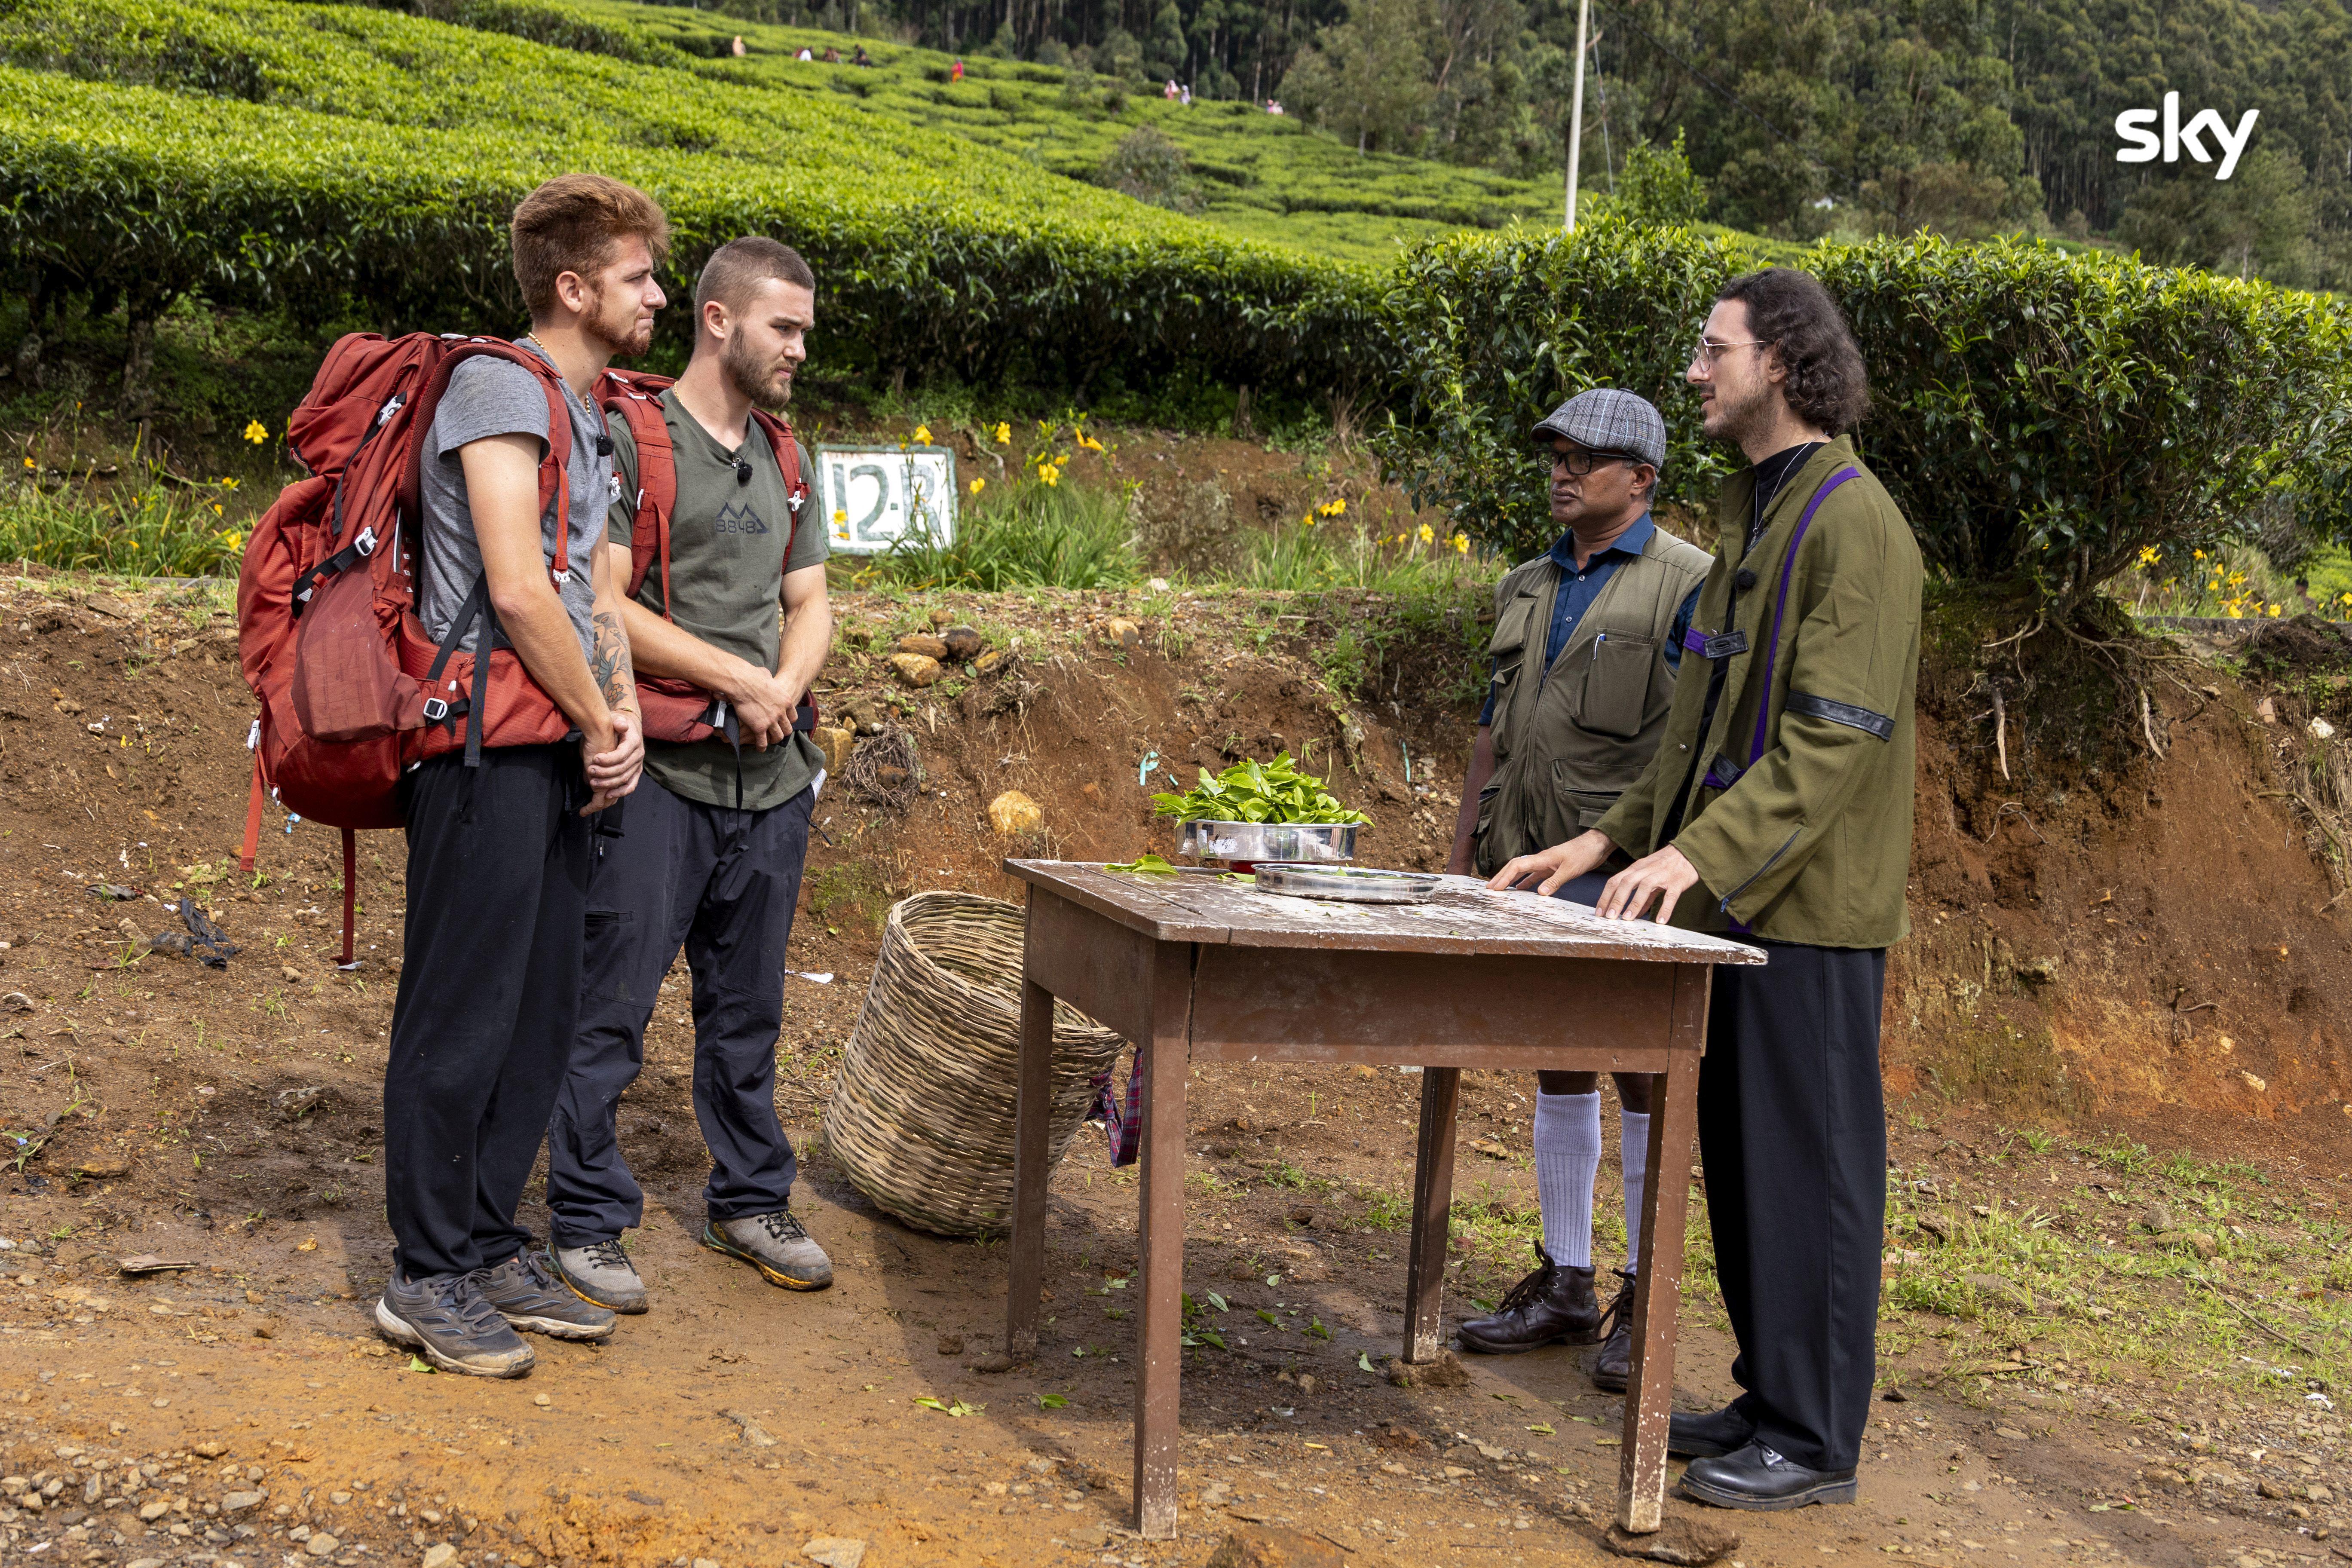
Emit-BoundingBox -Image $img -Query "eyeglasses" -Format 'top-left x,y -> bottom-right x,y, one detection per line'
1545,449 -> 1635,477
1689,337 -> 1767,370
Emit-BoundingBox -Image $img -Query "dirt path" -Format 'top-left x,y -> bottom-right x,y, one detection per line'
2,572 -> 2351,1568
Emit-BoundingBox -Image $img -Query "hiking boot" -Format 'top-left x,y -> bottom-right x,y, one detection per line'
1589,1269 -> 1638,1391
374,1271 -> 535,1378
475,1249 -> 616,1341
550,1237 -> 648,1315
702,1208 -> 833,1290
1455,1245 -> 1599,1354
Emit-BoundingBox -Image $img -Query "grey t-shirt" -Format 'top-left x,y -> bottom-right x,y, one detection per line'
417,343 -> 608,658
608,389 -> 828,812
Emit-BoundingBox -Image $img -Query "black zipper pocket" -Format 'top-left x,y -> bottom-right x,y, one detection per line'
1718,825 -> 1803,916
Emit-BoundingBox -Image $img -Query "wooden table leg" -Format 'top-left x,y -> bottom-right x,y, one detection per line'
1616,964 -> 1711,1532
1004,961 -> 1056,1363
1403,1066 -> 1462,1363
1132,942 -> 1193,1540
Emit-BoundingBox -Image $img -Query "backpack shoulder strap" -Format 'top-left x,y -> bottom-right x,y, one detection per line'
397,338 -> 574,592
752,410 -> 807,567
599,371 -> 677,609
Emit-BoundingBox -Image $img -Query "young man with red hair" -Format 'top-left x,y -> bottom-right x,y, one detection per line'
374,173 -> 660,1378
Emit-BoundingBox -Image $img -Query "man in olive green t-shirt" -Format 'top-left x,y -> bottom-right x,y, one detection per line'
545,238 -> 836,1314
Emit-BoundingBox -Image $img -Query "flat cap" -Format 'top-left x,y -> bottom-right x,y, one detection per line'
1531,388 -> 1666,471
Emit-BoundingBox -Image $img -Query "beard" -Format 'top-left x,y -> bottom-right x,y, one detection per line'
1702,374 -> 1773,449
722,328 -> 795,413
584,284 -> 655,359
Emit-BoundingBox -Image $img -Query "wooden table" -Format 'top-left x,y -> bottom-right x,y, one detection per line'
999,860 -> 1765,1540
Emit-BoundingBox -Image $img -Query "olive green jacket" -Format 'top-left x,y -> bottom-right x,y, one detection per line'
1592,436 -> 1923,948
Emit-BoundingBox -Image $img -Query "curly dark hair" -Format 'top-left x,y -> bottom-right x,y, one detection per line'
1716,267 -> 1870,435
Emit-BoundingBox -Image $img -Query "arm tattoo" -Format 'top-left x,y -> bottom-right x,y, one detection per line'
591,608 -> 634,710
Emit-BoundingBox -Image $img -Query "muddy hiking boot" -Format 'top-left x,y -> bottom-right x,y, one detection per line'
1454,1245 -> 1600,1354
703,1207 -> 833,1290
374,1271 -> 535,1378
1680,1441 -> 1858,1511
475,1249 -> 617,1341
1589,1268 -> 1638,1391
550,1237 -> 648,1314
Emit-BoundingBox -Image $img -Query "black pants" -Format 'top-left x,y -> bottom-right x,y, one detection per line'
546,778 -> 815,1246
383,745 -> 592,1282
1701,939 -> 1888,1473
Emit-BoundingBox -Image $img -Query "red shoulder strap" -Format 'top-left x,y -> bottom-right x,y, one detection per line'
597,370 -> 678,612
395,338 -> 573,588
752,410 -> 806,574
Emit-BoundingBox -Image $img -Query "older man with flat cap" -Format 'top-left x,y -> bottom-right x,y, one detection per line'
1445,387 -> 1710,1387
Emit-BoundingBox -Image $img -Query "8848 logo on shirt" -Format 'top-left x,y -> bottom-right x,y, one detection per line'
714,501 -> 771,536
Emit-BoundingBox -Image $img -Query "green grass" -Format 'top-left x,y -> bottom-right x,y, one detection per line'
866,474 -> 1136,590
0,463 -> 246,577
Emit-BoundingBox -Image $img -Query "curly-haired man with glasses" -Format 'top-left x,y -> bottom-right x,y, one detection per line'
1488,268 -> 1923,1512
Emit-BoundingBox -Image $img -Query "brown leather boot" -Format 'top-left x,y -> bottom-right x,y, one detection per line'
1456,1246 -> 1601,1354
1589,1268 -> 1637,1390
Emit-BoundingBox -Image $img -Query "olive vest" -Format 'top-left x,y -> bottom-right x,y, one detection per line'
1474,525 -> 1712,874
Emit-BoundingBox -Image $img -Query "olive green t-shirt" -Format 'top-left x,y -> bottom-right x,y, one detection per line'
607,389 -> 830,812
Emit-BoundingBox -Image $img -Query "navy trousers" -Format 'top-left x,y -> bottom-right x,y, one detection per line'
1701,940 -> 1889,1473
383,745 -> 591,1281
546,777 -> 815,1246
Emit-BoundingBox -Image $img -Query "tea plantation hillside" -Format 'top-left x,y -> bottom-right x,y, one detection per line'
531,0 -> 1566,264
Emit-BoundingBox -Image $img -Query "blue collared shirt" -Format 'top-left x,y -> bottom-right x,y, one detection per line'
1479,513 -> 1701,725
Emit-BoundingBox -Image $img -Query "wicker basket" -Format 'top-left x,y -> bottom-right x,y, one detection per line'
823,891 -> 1124,1237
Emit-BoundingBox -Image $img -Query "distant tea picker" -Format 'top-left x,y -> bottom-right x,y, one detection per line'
1489,266 -> 1923,1512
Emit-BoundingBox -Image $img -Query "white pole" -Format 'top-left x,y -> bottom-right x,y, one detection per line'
1565,0 -> 1590,229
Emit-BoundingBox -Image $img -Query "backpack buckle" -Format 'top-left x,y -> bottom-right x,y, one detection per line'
421,697 -> 450,723
551,568 -> 572,587
354,527 -> 377,557
375,394 -> 404,428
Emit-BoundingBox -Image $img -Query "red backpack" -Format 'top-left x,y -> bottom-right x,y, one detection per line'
236,333 -> 583,963
596,368 -> 816,750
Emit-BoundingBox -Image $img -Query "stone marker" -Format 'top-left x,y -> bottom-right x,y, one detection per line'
1603,1517 -> 1741,1565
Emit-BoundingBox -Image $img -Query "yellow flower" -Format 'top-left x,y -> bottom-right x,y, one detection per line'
242,420 -> 269,444
1452,533 -> 1470,554
832,508 -> 848,525
2193,548 -> 2206,560
210,502 -> 223,515
1321,498 -> 1347,517
1417,523 -> 1435,544
913,424 -> 932,445
968,477 -> 985,495
219,476 -> 239,490
20,456 -> 32,470
2137,545 -> 2159,567
1039,466 -> 1059,488
1300,511 -> 1315,528
1075,428 -> 1103,453
992,422 -> 1011,445
2269,603 -> 2282,617
220,530 -> 243,551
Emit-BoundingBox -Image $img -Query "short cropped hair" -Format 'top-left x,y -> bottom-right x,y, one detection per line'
510,174 -> 671,318
694,237 -> 817,316
1716,267 -> 1870,435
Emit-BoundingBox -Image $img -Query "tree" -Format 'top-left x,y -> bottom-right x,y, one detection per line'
1096,125 -> 1207,211
1279,0 -> 1439,153
2119,147 -> 2320,285
1614,129 -> 1707,224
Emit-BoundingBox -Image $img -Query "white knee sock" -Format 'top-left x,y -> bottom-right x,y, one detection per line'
1620,1109 -> 1652,1275
1533,1091 -> 1602,1268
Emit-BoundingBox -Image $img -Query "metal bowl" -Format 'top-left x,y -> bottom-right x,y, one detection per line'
1176,819 -> 1357,865
1253,864 -> 1438,904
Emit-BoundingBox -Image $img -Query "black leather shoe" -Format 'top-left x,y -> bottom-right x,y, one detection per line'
1666,1403 -> 1757,1458
1589,1269 -> 1637,1390
1680,1441 -> 1858,1510
1456,1246 -> 1600,1354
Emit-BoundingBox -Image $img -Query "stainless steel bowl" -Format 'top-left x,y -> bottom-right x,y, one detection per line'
1253,863 -> 1438,903
1176,819 -> 1357,864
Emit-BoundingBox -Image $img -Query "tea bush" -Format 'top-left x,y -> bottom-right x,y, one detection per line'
1376,220 -> 2352,597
